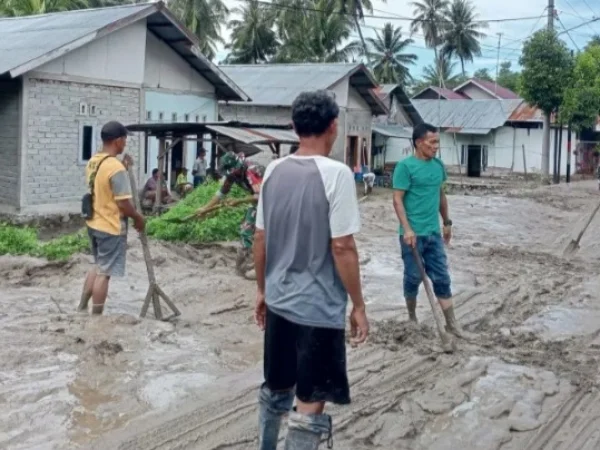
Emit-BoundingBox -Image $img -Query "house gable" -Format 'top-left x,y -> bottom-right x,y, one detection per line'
35,20 -> 147,85
144,31 -> 215,94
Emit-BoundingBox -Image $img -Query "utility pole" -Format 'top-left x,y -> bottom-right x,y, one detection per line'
494,33 -> 502,95
566,50 -> 574,183
542,0 -> 556,180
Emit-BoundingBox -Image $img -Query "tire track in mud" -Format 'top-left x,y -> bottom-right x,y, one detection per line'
98,243 -> 600,450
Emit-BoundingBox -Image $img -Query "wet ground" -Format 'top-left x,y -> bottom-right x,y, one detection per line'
2,179 -> 600,449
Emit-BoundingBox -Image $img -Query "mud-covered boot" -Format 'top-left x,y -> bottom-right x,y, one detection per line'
235,247 -> 250,278
442,306 -> 470,339
258,384 -> 294,450
284,410 -> 333,450
406,299 -> 417,323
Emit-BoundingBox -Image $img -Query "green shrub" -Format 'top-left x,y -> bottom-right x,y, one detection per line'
146,181 -> 248,243
0,223 -> 89,261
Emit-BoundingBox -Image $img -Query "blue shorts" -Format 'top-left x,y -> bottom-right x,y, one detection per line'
399,234 -> 452,299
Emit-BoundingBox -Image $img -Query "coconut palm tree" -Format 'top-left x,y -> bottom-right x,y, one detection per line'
441,0 -> 486,76
170,0 -> 228,60
225,0 -> 279,64
410,0 -> 450,64
277,0 -> 359,63
363,23 -> 417,85
0,0 -> 87,16
338,0 -> 377,64
422,54 -> 460,87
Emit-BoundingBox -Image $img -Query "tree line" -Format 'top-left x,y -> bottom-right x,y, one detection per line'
1,0 -> 491,91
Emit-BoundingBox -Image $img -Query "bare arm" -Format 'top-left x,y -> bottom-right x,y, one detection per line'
393,190 -> 412,233
439,188 -> 449,222
331,235 -> 365,310
253,229 -> 266,294
117,199 -> 142,220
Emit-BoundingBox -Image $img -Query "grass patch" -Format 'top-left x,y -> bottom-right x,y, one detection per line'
146,181 -> 247,244
0,223 -> 89,261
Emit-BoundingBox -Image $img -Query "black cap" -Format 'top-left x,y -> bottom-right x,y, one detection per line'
101,121 -> 129,142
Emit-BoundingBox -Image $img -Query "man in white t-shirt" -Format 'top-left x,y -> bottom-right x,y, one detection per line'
253,90 -> 370,449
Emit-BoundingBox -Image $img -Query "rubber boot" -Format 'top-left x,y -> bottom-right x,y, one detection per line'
442,306 -> 467,339
258,384 -> 294,450
406,299 -> 417,322
284,410 -> 333,450
235,247 -> 250,278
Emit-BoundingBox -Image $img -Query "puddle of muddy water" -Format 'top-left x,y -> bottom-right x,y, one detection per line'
518,305 -> 600,340
416,357 -> 564,450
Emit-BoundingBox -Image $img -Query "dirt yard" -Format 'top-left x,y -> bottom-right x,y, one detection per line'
2,180 -> 600,450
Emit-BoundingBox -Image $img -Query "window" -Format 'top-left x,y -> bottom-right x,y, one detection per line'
460,145 -> 467,165
195,115 -> 200,123
79,124 -> 95,163
79,102 -> 88,116
184,114 -> 190,122
172,112 -> 177,122
89,105 -> 97,116
147,111 -> 152,121
202,115 -> 207,123
158,112 -> 164,122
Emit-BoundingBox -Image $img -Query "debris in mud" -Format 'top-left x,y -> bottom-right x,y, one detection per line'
94,340 -> 124,356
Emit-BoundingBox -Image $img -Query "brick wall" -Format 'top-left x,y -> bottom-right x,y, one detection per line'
25,78 -> 140,208
0,80 -> 21,207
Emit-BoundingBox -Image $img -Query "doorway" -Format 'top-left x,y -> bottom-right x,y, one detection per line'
170,140 -> 184,188
467,145 -> 482,177
346,136 -> 359,169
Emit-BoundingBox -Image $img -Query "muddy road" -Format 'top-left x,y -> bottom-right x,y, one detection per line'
2,180 -> 600,450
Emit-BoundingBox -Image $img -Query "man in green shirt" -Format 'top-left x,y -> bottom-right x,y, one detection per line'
392,123 -> 464,337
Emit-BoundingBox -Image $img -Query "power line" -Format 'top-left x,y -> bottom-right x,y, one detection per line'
557,15 -> 581,50
558,16 -> 600,36
560,0 -> 599,35
247,0 -> 549,24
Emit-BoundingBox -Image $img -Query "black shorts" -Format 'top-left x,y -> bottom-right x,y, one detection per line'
264,308 -> 350,405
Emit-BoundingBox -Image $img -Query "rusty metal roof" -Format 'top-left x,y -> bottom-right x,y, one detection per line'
219,63 -> 387,115
412,99 -> 524,134
0,2 -> 248,101
205,125 -> 298,145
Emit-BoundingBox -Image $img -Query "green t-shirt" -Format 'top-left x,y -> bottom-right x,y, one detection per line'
392,155 -> 447,236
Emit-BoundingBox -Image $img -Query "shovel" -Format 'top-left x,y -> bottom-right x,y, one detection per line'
563,198 -> 600,257
411,246 -> 455,353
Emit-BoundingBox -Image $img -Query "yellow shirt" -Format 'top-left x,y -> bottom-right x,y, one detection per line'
176,173 -> 187,186
85,152 -> 132,236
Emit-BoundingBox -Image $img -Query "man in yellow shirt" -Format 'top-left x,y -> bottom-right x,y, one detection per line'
175,167 -> 193,197
77,121 -> 145,315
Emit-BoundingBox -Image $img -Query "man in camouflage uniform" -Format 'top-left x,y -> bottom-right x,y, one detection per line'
199,151 -> 265,279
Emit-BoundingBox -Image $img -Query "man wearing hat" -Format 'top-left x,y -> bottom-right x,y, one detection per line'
78,121 -> 145,315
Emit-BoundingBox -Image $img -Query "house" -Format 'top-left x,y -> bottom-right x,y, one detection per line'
219,63 -> 387,168
0,2 -> 248,215
412,86 -> 469,100
370,84 -> 422,171
412,98 -> 573,176
453,78 -> 520,100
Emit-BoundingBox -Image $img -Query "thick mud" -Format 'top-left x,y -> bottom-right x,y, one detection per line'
3,180 -> 600,449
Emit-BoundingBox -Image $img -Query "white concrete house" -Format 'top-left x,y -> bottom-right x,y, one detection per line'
219,63 -> 387,168
412,99 -> 573,176
0,2 -> 248,215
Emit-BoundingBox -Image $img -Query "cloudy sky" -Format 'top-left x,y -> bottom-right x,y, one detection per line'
215,0 -> 600,78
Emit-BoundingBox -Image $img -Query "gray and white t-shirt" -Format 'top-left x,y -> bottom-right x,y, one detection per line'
256,155 -> 361,329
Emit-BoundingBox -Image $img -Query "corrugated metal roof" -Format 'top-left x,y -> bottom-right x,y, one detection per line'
0,3 -> 248,101
412,99 -> 524,134
205,125 -> 298,145
507,102 -> 544,122
454,78 -> 520,100
219,63 -> 387,115
372,124 -> 412,139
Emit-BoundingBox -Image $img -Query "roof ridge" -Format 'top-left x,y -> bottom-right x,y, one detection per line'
221,62 -> 359,68
0,3 -> 150,21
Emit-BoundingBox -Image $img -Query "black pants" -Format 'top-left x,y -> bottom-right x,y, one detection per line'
263,308 -> 350,405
